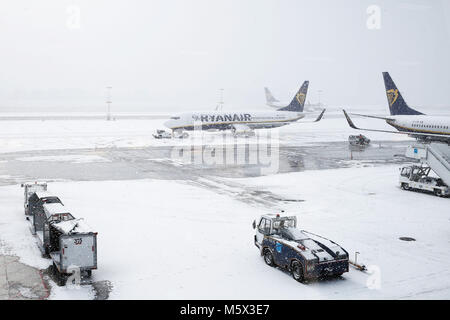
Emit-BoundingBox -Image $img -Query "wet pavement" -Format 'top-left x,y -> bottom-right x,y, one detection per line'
0,255 -> 49,300
0,141 -> 413,186
92,280 -> 114,300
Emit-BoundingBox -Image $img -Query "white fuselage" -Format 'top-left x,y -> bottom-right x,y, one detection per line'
164,111 -> 304,131
386,115 -> 450,139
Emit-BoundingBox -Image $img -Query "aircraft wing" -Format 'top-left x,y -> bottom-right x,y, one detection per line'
343,110 -> 450,138
348,113 -> 394,121
296,109 -> 326,123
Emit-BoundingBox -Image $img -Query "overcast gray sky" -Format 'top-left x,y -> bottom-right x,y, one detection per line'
1,0 -> 449,112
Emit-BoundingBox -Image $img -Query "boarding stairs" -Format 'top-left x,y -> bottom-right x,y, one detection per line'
405,143 -> 450,186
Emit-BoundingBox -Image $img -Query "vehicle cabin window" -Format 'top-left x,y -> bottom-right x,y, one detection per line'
263,219 -> 271,234
258,218 -> 271,234
401,168 -> 410,177
49,213 -> 74,223
258,218 -> 266,231
29,194 -> 39,205
41,197 -> 61,204
273,218 -> 295,231
273,220 -> 280,230
282,219 -> 295,229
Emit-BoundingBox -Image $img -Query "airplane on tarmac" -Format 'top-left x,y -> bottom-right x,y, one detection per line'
265,86 -> 325,111
164,81 -> 325,134
343,72 -> 450,144
264,87 -> 285,109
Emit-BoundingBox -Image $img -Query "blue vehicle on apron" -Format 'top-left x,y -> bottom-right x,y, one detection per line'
253,214 -> 349,282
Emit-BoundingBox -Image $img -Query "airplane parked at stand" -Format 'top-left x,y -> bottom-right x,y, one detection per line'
343,72 -> 450,144
164,81 -> 325,134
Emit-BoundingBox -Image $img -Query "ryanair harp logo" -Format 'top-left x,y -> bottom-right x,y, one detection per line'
387,89 -> 399,107
296,92 -> 306,106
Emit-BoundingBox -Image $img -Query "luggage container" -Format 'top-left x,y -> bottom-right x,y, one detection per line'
21,183 -> 98,286
49,218 -> 98,286
21,182 -> 48,215
28,193 -> 63,236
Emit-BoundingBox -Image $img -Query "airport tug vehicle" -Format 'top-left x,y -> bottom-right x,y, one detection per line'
22,183 -> 98,286
253,214 -> 349,282
153,129 -> 189,139
348,134 -> 370,147
399,165 -> 449,197
153,129 -> 172,139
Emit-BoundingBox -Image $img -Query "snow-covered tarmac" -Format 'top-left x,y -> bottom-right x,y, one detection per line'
1,165 -> 449,299
0,111 -> 411,154
0,112 -> 449,299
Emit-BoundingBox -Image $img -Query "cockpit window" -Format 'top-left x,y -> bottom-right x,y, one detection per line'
170,116 -> 180,120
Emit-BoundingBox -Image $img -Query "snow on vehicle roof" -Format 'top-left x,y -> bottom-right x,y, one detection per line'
43,203 -> 70,217
52,218 -> 94,234
34,191 -> 59,199
22,181 -> 47,187
261,214 -> 296,220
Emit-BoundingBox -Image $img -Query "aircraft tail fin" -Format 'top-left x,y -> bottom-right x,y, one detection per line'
382,72 -> 423,115
278,81 -> 309,112
264,87 -> 279,103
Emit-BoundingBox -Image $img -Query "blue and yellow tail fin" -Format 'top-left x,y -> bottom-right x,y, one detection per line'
383,72 -> 423,115
278,81 -> 309,112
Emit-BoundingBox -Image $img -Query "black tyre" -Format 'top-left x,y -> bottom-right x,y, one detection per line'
55,268 -> 67,286
401,183 -> 410,190
51,262 -> 57,276
291,261 -> 304,283
434,189 -> 442,197
263,249 -> 274,267
58,276 -> 66,286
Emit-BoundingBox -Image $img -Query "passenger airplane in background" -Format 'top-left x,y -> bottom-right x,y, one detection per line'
343,72 -> 450,143
264,87 -> 286,109
164,81 -> 325,134
265,86 -> 324,112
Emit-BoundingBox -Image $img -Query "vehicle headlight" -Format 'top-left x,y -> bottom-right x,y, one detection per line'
307,260 -> 315,271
